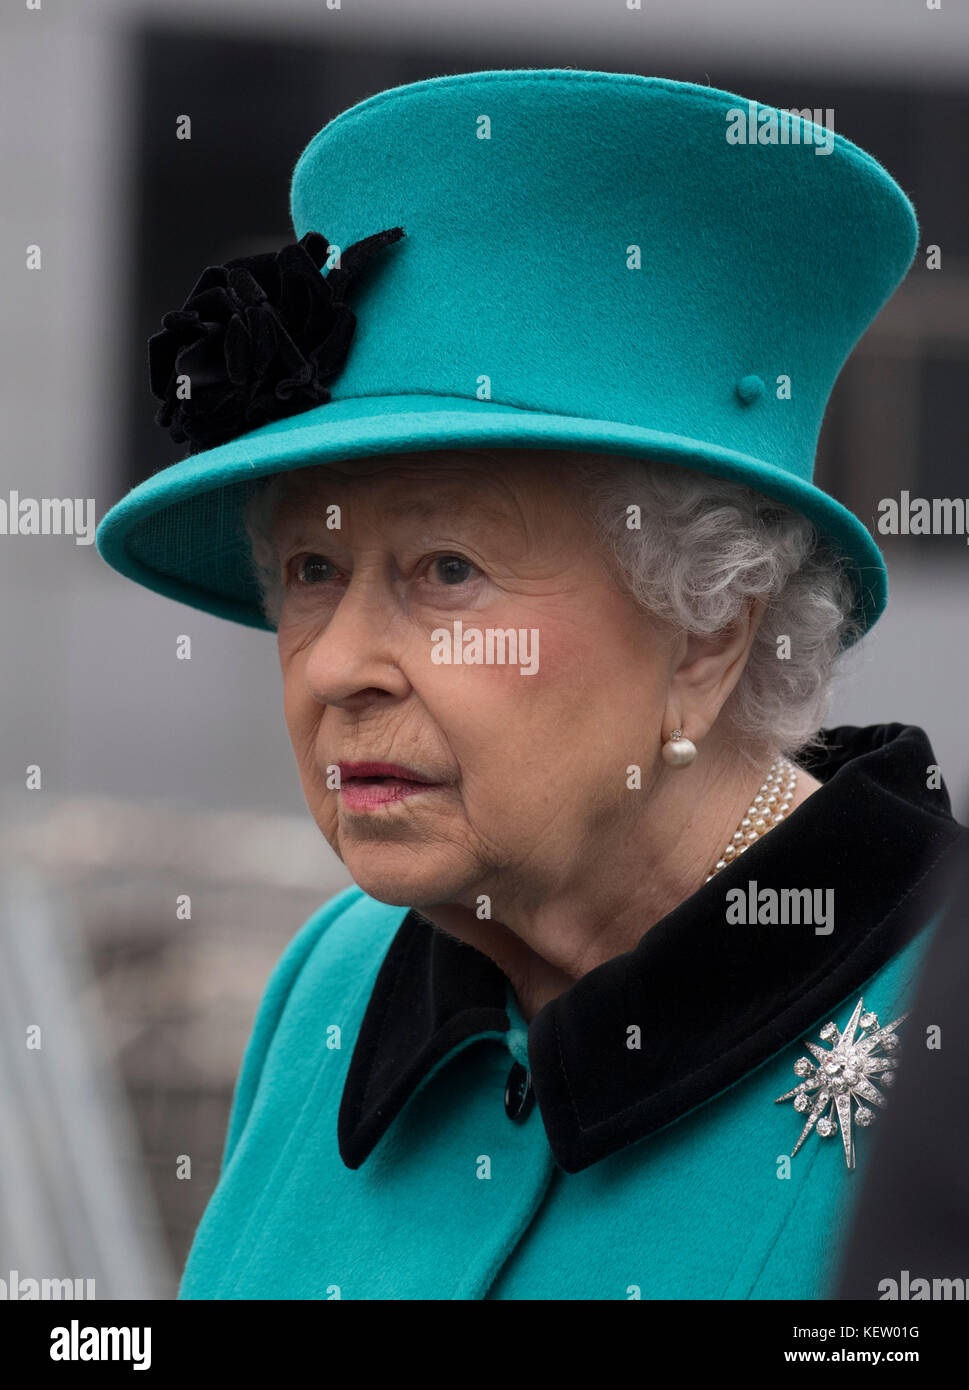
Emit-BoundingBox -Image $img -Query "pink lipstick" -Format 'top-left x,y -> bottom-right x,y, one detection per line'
337,761 -> 443,812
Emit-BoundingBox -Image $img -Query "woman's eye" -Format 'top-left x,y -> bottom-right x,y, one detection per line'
291,554 -> 336,585
429,554 -> 477,586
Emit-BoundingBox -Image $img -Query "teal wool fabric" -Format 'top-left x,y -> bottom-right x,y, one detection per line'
96,69 -> 917,638
178,885 -> 939,1301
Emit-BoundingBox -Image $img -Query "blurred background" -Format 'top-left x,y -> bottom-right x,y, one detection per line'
1,0 -> 967,1299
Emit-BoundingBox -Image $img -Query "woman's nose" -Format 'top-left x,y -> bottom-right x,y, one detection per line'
302,571 -> 411,709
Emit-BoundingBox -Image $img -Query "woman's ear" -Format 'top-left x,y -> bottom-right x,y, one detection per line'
665,597 -> 767,745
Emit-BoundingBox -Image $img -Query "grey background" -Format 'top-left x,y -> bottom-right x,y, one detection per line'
0,0 -> 966,1300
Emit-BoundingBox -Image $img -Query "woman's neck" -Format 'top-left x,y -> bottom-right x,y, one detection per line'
419,747 -> 824,1024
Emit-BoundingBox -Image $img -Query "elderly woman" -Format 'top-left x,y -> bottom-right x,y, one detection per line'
97,69 -> 965,1300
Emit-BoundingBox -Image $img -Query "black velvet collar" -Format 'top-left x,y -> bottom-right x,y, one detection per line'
338,724 -> 966,1174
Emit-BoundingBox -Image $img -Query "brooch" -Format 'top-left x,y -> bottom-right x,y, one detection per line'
775,996 -> 908,1169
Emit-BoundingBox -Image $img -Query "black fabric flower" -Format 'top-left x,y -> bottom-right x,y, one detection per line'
148,226 -> 405,454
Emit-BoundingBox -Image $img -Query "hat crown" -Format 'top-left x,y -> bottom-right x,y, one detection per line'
291,69 -> 917,485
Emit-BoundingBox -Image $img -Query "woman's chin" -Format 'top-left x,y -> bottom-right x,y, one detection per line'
341,852 -> 471,909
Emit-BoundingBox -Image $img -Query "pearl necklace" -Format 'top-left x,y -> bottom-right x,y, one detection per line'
705,756 -> 798,883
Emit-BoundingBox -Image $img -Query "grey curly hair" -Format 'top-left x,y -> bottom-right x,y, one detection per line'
243,448 -> 862,764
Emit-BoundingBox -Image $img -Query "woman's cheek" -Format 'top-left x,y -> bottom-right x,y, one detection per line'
417,658 -> 543,748
319,802 -> 344,860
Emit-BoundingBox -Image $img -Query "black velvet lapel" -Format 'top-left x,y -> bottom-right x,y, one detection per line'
338,919 -> 509,1169
338,724 -> 967,1174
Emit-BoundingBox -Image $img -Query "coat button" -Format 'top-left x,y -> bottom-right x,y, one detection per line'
504,1061 -> 535,1121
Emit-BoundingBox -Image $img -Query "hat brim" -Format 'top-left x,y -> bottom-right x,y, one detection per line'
96,392 -> 887,641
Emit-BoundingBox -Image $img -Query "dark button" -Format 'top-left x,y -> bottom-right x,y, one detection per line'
504,1061 -> 535,1122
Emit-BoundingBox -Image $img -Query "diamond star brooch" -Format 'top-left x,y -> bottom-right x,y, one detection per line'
776,996 -> 908,1169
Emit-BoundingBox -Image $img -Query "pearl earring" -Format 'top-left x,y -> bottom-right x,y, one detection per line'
662,728 -> 697,768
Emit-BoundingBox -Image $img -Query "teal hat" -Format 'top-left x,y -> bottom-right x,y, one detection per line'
96,68 -> 918,635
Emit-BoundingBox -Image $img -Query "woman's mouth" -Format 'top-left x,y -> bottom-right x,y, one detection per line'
337,761 -> 444,812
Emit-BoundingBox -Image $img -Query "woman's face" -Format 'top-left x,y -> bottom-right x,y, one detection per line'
272,451 -> 678,912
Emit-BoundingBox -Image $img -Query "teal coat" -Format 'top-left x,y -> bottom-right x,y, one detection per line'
178,726 -> 964,1299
